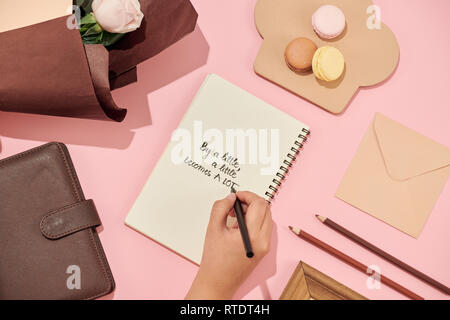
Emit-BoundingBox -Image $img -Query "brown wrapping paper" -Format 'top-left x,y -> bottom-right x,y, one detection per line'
0,0 -> 198,122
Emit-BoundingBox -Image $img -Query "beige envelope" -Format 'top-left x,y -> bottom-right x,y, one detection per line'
0,0 -> 72,33
336,113 -> 450,238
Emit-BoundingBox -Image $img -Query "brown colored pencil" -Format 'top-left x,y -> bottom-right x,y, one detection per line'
289,226 -> 424,300
315,214 -> 450,295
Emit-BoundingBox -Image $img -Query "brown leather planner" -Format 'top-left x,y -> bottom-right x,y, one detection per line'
0,142 -> 115,299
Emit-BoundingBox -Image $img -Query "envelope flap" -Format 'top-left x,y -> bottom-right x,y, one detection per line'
374,113 -> 450,180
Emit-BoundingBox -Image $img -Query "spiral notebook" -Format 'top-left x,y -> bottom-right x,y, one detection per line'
125,74 -> 310,264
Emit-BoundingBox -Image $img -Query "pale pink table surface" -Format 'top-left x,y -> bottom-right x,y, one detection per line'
0,0 -> 449,300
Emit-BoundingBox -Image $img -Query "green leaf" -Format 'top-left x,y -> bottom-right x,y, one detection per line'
76,0 -> 93,14
82,32 -> 103,45
80,12 -> 96,26
101,32 -> 125,47
83,23 -> 103,36
80,22 -> 95,33
81,29 -> 126,47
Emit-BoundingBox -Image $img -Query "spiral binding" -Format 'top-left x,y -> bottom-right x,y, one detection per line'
265,127 -> 310,204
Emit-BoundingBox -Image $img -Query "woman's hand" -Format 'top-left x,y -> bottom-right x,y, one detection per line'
186,191 -> 273,299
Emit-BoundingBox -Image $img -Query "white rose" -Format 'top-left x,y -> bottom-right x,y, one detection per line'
92,0 -> 144,34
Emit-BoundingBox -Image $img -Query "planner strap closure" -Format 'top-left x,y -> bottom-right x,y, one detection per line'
40,199 -> 101,239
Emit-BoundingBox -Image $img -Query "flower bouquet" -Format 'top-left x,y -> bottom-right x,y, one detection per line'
0,0 -> 198,122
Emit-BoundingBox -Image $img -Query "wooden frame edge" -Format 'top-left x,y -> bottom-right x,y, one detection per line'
280,261 -> 368,300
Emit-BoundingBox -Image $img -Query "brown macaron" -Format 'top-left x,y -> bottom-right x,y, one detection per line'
285,37 -> 318,73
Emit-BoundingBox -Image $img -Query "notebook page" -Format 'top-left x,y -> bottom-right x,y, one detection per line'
126,74 -> 309,264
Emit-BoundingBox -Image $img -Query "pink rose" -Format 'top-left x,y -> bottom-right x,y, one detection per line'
92,0 -> 144,34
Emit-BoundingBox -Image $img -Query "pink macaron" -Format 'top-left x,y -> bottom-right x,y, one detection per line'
312,5 -> 346,40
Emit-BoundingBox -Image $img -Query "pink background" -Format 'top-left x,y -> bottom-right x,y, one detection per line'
0,0 -> 449,300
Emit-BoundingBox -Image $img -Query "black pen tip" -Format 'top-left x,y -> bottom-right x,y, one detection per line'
231,186 -> 237,194
247,252 -> 254,258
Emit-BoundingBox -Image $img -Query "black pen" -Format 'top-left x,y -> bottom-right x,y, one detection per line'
231,187 -> 254,258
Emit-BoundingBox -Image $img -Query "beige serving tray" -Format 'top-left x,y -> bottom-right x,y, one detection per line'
254,0 -> 399,114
